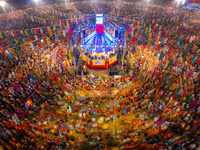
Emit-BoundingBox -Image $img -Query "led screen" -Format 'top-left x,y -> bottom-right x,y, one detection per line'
96,17 -> 103,24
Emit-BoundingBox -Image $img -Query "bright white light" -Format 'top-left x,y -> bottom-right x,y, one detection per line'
96,14 -> 103,17
34,0 -> 39,2
177,0 -> 183,3
0,1 -> 5,6
182,0 -> 185,4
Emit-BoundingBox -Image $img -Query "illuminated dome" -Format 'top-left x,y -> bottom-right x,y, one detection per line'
81,31 -> 118,53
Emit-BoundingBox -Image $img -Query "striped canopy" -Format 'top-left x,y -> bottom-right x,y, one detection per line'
81,31 -> 118,53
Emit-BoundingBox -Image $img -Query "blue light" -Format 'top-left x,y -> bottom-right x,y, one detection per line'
82,31 -> 118,53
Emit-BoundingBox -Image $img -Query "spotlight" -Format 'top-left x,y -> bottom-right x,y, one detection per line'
0,1 -> 5,6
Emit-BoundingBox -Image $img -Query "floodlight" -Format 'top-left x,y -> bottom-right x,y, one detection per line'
0,1 -> 5,6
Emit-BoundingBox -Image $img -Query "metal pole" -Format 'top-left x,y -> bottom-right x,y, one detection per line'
81,70 -> 83,81
74,56 -> 76,70
122,53 -> 123,70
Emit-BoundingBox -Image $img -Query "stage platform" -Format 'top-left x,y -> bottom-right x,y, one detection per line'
81,14 -> 119,70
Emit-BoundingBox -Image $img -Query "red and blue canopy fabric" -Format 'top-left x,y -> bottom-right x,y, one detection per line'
81,31 -> 118,53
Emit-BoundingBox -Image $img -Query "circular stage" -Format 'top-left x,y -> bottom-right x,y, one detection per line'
81,31 -> 119,70
81,14 -> 119,70
81,52 -> 117,70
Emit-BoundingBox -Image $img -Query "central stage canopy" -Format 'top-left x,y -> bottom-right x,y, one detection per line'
81,31 -> 118,53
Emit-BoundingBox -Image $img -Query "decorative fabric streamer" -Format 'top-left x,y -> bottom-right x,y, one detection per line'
176,88 -> 183,96
191,56 -> 198,64
166,79 -> 172,89
24,103 -> 29,111
42,84 -> 47,94
18,108 -> 25,119
182,53 -> 186,61
0,53 -> 4,59
15,83 -> 21,92
148,101 -> 152,110
187,69 -> 193,78
185,96 -> 192,102
40,66 -> 44,74
157,117 -> 163,126
6,50 -> 12,59
153,67 -> 158,76
195,46 -> 199,52
190,100 -> 198,110
54,71 -> 59,80
159,52 -> 165,60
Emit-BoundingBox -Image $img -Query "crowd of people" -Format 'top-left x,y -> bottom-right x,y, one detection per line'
74,1 -> 95,14
0,0 -> 199,150
24,3 -> 74,20
0,3 -> 77,31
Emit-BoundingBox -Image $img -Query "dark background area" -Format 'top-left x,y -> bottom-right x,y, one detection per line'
4,0 -> 29,6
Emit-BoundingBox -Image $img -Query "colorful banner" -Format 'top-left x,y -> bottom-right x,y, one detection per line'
82,54 -> 89,64
109,55 -> 117,65
92,60 -> 105,66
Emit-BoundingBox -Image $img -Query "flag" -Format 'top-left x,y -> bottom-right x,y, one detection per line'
157,117 -> 163,126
